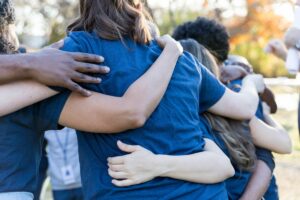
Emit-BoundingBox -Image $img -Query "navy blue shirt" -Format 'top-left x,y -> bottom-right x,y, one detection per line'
0,93 -> 69,194
202,78 -> 278,199
62,31 -> 227,200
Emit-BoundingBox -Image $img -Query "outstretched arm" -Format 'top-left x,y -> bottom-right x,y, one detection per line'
107,140 -> 234,187
0,42 -> 107,96
208,74 -> 263,120
59,35 -> 183,133
0,36 -> 182,134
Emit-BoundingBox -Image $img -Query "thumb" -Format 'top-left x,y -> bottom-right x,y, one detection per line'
117,140 -> 139,153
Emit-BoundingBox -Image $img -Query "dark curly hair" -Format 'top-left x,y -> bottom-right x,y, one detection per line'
0,0 -> 15,27
0,0 -> 17,54
173,17 -> 230,64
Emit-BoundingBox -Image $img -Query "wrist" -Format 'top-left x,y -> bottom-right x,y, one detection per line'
21,53 -> 39,79
153,155 -> 172,177
165,42 -> 182,57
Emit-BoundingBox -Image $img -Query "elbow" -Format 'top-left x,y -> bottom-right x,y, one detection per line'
127,109 -> 147,129
223,157 -> 235,179
214,155 -> 235,181
277,133 -> 292,154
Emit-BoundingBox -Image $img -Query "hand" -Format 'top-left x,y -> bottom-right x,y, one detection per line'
243,74 -> 265,94
220,65 -> 249,83
27,40 -> 110,96
107,141 -> 158,187
262,102 -> 271,116
156,35 -> 183,56
284,27 -> 300,49
265,39 -> 288,60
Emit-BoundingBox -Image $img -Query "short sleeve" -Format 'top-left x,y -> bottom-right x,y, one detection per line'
34,91 -> 71,132
256,147 -> 275,172
199,63 -> 226,113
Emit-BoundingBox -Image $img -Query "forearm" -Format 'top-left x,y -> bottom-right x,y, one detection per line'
154,139 -> 234,184
249,117 -> 291,154
238,79 -> 259,117
122,44 -> 180,120
240,160 -> 272,200
155,152 -> 233,184
60,44 -> 181,133
0,81 -> 57,116
0,54 -> 32,84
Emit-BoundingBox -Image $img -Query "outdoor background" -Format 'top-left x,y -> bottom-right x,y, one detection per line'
13,0 -> 300,199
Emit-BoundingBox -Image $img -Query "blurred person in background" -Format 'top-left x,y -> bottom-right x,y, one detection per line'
173,18 -> 281,200
45,128 -> 83,200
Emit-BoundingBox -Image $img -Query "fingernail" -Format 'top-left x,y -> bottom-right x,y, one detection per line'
97,78 -> 102,82
99,56 -> 105,62
104,67 -> 110,73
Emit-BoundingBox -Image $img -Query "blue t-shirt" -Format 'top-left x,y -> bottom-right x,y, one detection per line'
227,79 -> 275,172
0,93 -> 69,194
201,78 -> 278,199
62,31 -> 227,200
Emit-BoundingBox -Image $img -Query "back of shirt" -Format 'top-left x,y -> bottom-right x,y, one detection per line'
0,93 -> 69,194
62,31 -> 227,200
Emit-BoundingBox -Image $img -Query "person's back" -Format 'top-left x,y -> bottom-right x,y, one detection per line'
63,31 -> 227,199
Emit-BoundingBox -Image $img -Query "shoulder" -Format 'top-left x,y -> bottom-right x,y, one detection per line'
62,31 -> 101,53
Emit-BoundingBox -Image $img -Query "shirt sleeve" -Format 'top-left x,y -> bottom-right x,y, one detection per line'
255,147 -> 275,172
34,91 -> 71,132
198,62 -> 226,113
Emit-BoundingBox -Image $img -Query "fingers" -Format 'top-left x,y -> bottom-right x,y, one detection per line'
108,164 -> 124,172
108,156 -> 125,165
117,140 -> 139,153
75,63 -> 110,74
108,169 -> 128,180
65,80 -> 92,97
71,72 -> 102,84
70,52 -> 105,63
112,179 -> 135,187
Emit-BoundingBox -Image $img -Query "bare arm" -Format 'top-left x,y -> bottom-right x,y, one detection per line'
249,116 -> 292,154
208,75 -> 263,120
107,139 -> 234,187
0,36 -> 182,134
59,36 -> 182,133
239,160 -> 272,200
0,45 -> 107,96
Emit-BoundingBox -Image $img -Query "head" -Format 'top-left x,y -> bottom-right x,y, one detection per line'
181,38 -> 256,171
0,0 -> 19,54
68,0 -> 153,44
173,17 -> 230,65
180,38 -> 220,78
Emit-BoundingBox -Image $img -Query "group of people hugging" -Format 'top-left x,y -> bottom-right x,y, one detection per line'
0,0 -> 293,200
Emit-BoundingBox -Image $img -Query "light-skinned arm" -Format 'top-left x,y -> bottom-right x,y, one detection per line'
107,140 -> 235,187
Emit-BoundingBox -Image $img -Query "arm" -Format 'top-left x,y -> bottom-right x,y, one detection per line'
59,36 -> 182,133
208,74 -> 263,120
265,39 -> 288,61
0,36 -> 182,134
107,140 -> 235,187
249,115 -> 292,154
0,43 -> 107,96
239,160 -> 272,200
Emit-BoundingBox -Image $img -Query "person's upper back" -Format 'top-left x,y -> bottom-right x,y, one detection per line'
62,31 -> 227,199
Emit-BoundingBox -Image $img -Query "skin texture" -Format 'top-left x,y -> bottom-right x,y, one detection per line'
107,140 -> 234,187
0,40 -> 109,96
0,35 -> 183,134
249,103 -> 292,154
239,160 -> 272,200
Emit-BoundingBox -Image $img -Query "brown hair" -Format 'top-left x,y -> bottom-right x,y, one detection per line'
68,0 -> 153,44
180,39 -> 257,171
